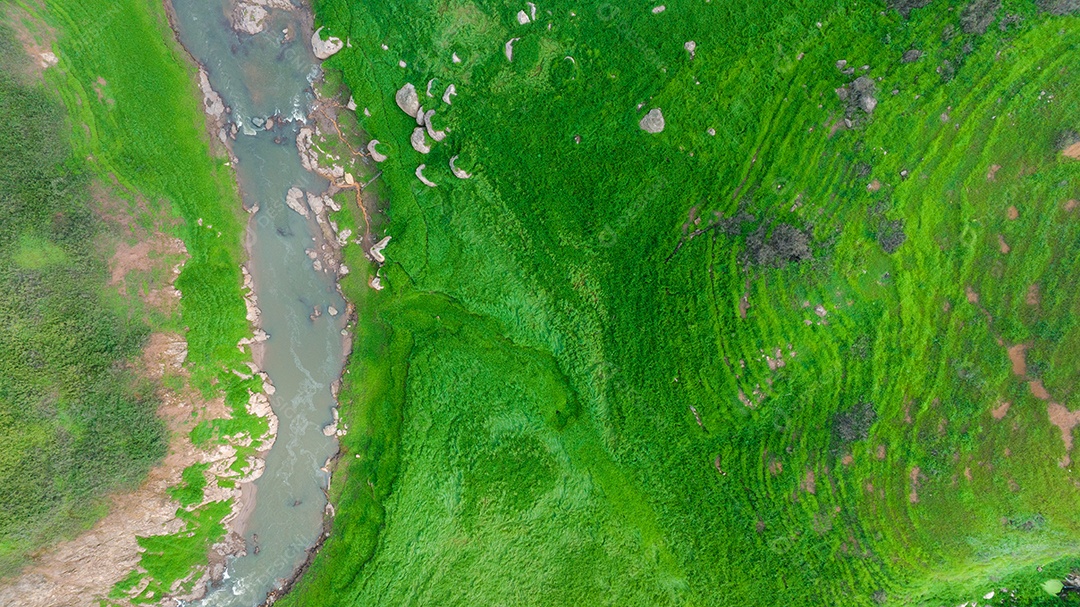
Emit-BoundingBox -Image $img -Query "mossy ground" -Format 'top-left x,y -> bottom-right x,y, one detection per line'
284,1 -> 1080,606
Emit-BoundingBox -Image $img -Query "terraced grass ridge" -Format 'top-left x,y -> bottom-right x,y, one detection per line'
284,0 -> 1080,606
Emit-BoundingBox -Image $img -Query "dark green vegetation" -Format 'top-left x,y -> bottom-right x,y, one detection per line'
2,0 -> 265,592
285,0 -> 1080,605
0,23 -> 165,574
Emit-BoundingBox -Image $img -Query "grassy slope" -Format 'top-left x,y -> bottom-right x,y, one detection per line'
2,0 -> 263,593
298,0 -> 1079,606
0,24 -> 165,574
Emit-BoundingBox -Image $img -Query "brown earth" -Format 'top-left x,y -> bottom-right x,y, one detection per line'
3,2 -> 58,84
991,401 -> 1011,420
1048,403 -> 1080,467
1007,205 -> 1019,220
1063,141 -> 1080,159
1006,344 -> 1028,377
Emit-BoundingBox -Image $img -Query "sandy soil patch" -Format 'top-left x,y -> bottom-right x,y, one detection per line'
801,468 -> 817,494
991,401 -> 1011,420
876,444 -> 886,460
1029,380 -> 1051,401
841,454 -> 854,466
1063,141 -> 1080,159
986,164 -> 1001,180
1006,205 -> 1019,220
1026,283 -> 1040,306
997,234 -> 1010,254
965,286 -> 979,303
1006,344 -> 1028,377
1048,403 -> 1080,467
908,466 -> 921,503
1065,199 -> 1078,212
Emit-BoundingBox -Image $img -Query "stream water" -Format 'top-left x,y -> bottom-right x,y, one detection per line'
168,1 -> 346,604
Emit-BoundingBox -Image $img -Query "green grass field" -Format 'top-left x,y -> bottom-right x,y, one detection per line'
284,0 -> 1080,605
1,0 -> 265,594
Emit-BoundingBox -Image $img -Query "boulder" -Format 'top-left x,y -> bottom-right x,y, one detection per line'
367,140 -> 388,162
449,155 -> 471,179
232,3 -> 268,35
517,10 -> 530,24
424,109 -> 446,141
369,236 -> 391,263
410,128 -> 431,154
442,84 -> 457,105
311,27 -> 344,60
415,164 -> 437,187
505,38 -> 520,62
395,83 -> 420,117
639,108 -> 665,133
285,187 -> 309,217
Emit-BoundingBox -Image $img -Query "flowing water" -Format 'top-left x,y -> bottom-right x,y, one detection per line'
168,2 -> 346,604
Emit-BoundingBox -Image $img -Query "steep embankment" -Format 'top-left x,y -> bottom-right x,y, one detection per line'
280,1 -> 1080,606
0,0 -> 275,604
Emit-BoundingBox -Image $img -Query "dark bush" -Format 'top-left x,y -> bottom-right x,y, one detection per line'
834,401 -> 877,444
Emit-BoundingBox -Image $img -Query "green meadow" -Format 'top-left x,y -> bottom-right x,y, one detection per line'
286,0 -> 1080,605
1,0 -> 263,594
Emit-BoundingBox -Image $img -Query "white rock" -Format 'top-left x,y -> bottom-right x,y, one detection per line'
367,139 -> 388,162
528,2 -> 536,20
685,40 -> 696,58
395,83 -> 420,117
285,187 -> 309,217
505,38 -> 520,62
452,52 -> 461,63
442,84 -> 457,105
232,3 -> 268,35
424,110 -> 446,141
311,27 -> 344,59
415,164 -> 437,187
328,306 -> 339,316
983,592 -> 995,600
449,155 -> 471,179
426,79 -> 435,98
652,5 -> 666,13
39,51 -> 58,68
639,108 -> 665,133
370,274 -> 383,290
410,127 -> 431,154
517,10 -> 530,24
370,236 -> 391,263
346,96 -> 357,111
416,105 -> 426,126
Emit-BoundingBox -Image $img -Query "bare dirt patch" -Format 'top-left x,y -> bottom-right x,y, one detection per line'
965,286 -> 979,303
1065,199 -> 1078,212
1006,205 -> 1019,220
1029,380 -> 1051,401
986,164 -> 1001,180
1048,403 -> 1080,467
877,444 -> 886,460
801,468 -> 817,494
1026,283 -> 1041,306
1006,344 -> 1028,377
997,234 -> 1010,254
3,3 -> 59,83
1063,141 -> 1080,159
991,401 -> 1011,420
908,466 -> 921,503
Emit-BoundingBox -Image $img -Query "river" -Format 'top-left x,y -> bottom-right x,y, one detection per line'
168,1 -> 346,604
